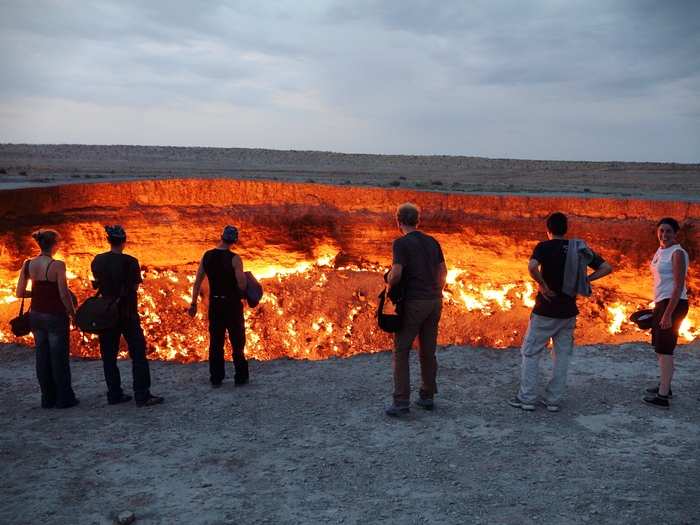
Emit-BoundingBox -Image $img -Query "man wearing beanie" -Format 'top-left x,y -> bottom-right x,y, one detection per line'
188,225 -> 249,387
91,225 -> 164,407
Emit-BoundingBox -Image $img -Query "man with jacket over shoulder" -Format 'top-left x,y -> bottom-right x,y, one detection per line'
385,203 -> 447,417
509,212 -> 612,413
188,225 -> 249,387
91,225 -> 163,407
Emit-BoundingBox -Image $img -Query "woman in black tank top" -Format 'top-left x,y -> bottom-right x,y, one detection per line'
15,229 -> 78,409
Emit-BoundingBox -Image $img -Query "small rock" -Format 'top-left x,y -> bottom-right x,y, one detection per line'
117,510 -> 135,525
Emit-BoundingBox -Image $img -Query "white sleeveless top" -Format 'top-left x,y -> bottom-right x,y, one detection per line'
651,244 -> 688,302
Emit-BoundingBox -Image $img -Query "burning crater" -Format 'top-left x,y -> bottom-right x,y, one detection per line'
0,179 -> 697,361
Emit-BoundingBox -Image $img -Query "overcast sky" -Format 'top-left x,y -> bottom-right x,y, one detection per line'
1,1 -> 698,162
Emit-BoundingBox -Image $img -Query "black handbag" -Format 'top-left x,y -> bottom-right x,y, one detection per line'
75,293 -> 120,333
244,271 -> 263,308
10,260 -> 31,337
377,289 -> 403,333
10,296 -> 31,337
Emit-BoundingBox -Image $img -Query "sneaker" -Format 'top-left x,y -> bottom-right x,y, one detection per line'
211,382 -> 222,389
108,394 -> 133,405
234,378 -> 249,386
136,394 -> 164,407
415,398 -> 435,411
508,397 -> 536,411
385,404 -> 410,417
645,385 -> 673,398
642,395 -> 669,409
540,400 -> 560,413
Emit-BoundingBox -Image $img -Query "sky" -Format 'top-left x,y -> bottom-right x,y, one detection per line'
0,0 -> 699,162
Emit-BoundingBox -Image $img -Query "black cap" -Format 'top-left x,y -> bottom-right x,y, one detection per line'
222,225 -> 239,243
629,309 -> 654,330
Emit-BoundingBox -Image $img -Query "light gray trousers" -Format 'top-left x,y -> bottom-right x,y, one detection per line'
518,313 -> 576,404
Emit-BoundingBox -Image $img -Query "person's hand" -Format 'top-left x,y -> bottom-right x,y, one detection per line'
538,282 -> 555,302
187,303 -> 197,318
660,312 -> 672,330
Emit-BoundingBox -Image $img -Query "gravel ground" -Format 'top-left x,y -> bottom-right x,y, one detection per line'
1,341 -> 699,525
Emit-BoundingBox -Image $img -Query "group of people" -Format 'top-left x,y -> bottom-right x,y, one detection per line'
13,204 -> 691,414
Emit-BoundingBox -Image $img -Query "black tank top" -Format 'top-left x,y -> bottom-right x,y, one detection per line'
30,260 -> 65,314
203,249 -> 242,300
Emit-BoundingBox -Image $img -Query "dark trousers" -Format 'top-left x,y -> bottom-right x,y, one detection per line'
98,316 -> 151,402
393,299 -> 442,405
30,312 -> 77,408
209,299 -> 248,384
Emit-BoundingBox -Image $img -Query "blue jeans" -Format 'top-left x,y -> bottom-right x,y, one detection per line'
30,311 -> 77,408
97,316 -> 152,403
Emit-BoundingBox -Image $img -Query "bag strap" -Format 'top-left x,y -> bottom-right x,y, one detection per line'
18,260 -> 30,315
44,259 -> 55,281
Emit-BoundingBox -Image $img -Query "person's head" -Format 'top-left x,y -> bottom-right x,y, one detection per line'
220,225 -> 239,246
396,202 -> 420,231
656,217 -> 680,247
546,212 -> 568,238
32,229 -> 60,255
105,225 -> 127,250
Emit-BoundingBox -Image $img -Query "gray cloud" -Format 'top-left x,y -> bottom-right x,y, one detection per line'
0,0 -> 698,161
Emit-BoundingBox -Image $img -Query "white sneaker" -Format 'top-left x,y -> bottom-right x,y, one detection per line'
508,397 -> 536,411
540,400 -> 560,412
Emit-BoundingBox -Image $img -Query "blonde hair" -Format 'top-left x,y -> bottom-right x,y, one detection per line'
31,229 -> 60,251
396,202 -> 420,227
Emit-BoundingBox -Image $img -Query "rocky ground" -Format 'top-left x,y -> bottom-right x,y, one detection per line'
1,144 -> 698,199
1,341 -> 699,525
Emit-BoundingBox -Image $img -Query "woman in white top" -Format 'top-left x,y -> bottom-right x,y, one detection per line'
643,217 -> 689,409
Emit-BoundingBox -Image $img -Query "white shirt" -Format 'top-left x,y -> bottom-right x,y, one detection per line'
651,244 -> 688,302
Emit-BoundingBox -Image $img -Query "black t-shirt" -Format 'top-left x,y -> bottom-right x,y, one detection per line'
392,231 -> 445,300
91,252 -> 142,316
203,248 -> 242,301
531,239 -> 604,318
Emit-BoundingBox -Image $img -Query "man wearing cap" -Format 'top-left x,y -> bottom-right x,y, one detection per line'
188,225 -> 249,387
91,225 -> 163,407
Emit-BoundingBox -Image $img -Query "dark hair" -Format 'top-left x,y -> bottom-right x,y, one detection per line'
31,229 -> 60,252
104,225 -> 127,246
546,212 -> 568,236
656,217 -> 680,233
396,202 -> 420,227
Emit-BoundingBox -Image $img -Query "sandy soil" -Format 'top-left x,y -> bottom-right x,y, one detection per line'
1,341 -> 699,525
1,144 -> 699,199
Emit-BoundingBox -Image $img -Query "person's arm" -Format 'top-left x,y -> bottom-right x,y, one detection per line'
387,264 -> 403,287
55,261 -> 76,320
232,254 -> 247,292
187,256 -> 206,317
528,258 -> 555,300
15,260 -> 30,298
660,251 -> 686,329
437,261 -> 447,289
588,261 -> 613,283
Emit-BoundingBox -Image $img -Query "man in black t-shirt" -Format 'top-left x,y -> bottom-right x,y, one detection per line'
509,212 -> 612,412
91,225 -> 163,407
385,203 -> 447,417
188,225 -> 248,387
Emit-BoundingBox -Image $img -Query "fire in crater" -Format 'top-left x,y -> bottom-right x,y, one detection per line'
0,179 -> 697,361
